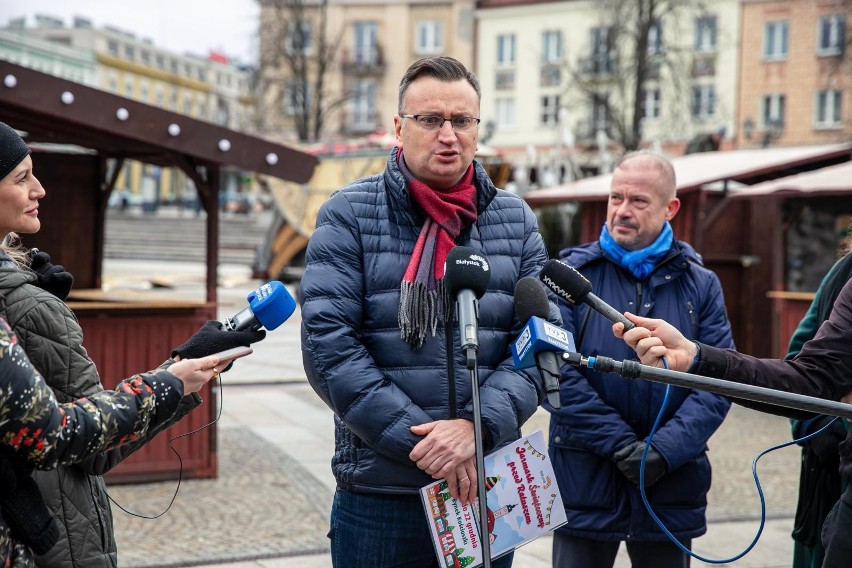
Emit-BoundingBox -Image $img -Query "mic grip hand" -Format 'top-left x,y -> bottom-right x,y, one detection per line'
534,351 -> 562,409
171,321 -> 266,361
586,293 -> 635,331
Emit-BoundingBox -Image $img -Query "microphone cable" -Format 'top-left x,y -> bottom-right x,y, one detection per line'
106,373 -> 225,519
638,357 -> 841,564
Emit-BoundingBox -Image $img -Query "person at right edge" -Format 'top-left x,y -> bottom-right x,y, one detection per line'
785,241 -> 852,568
617,284 -> 852,567
548,151 -> 733,568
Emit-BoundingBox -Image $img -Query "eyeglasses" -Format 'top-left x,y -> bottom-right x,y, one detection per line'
400,114 -> 481,132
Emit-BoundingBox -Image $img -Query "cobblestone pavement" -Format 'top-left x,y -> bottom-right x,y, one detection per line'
100,260 -> 805,567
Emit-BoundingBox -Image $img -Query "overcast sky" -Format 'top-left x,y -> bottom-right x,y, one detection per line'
1,0 -> 260,64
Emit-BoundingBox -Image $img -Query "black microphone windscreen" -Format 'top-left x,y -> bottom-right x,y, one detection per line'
444,246 -> 491,299
539,259 -> 592,305
514,276 -> 550,322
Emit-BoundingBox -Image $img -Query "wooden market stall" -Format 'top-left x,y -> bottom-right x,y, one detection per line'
524,144 -> 852,359
0,61 -> 318,482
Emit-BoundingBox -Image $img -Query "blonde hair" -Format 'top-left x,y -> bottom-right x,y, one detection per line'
0,233 -> 32,270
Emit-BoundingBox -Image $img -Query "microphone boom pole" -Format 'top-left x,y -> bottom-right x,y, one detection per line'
563,352 -> 852,420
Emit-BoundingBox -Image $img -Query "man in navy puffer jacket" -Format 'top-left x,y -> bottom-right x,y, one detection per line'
300,56 -> 557,567
548,151 -> 733,568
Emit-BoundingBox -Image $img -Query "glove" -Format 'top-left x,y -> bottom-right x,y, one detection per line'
29,250 -> 74,301
804,416 -> 847,465
171,320 -> 266,362
614,440 -> 668,488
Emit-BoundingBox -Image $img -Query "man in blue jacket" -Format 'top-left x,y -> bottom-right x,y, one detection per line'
300,56 -> 555,567
548,151 -> 733,568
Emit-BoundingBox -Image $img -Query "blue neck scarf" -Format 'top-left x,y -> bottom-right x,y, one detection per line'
599,221 -> 674,280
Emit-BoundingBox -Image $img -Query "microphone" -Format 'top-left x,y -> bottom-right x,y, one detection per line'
223,280 -> 296,332
513,277 -> 575,409
444,246 -> 491,369
539,259 -> 635,331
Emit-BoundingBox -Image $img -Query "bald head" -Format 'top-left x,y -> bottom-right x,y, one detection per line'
614,151 -> 676,201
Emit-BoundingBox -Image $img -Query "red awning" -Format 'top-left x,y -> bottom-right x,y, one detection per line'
524,144 -> 852,206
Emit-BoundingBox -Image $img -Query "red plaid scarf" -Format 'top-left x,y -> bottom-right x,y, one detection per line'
398,152 -> 478,348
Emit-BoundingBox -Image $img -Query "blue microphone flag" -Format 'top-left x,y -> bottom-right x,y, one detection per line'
512,316 -> 576,369
248,281 -> 296,330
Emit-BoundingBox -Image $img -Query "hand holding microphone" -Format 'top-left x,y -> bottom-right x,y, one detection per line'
539,259 -> 635,331
171,281 -> 297,362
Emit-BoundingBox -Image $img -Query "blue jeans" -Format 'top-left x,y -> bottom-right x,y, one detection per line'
329,489 -> 515,568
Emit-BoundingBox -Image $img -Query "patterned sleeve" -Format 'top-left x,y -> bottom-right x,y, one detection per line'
0,320 -> 184,470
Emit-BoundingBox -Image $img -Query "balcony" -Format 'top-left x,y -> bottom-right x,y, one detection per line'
692,54 -> 716,77
577,54 -> 614,78
341,46 -> 386,75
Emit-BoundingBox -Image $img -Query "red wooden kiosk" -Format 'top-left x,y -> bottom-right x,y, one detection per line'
0,61 -> 318,482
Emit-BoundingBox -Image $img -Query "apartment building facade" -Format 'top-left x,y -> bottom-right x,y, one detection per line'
475,0 -> 741,178
1,14 -> 256,204
738,0 -> 850,148
257,0 -> 475,145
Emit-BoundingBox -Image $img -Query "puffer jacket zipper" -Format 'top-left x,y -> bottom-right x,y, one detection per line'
446,315 -> 458,419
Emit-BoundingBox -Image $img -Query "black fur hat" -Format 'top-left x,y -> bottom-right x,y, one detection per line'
0,122 -> 31,181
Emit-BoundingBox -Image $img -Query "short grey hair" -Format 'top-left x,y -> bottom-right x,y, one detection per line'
614,150 -> 677,200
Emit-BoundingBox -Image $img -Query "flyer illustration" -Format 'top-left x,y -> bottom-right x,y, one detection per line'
420,430 -> 567,567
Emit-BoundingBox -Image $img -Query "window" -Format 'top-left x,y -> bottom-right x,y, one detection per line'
590,27 -> 613,74
815,90 -> 842,128
139,80 -> 149,102
591,93 -> 610,134
817,14 -> 846,56
284,80 -> 311,115
495,70 -> 515,90
216,99 -> 229,126
541,95 -> 560,127
647,20 -> 663,55
353,22 -> 378,64
124,45 -> 135,60
542,31 -> 562,63
496,98 -> 515,129
497,34 -> 516,66
695,15 -> 718,52
764,21 -> 788,60
124,76 -> 134,97
351,79 -> 377,130
140,50 -> 150,66
415,21 -> 443,54
285,21 -> 312,55
107,40 -> 119,57
691,84 -> 716,119
641,88 -> 661,120
540,65 -> 561,87
761,93 -> 786,128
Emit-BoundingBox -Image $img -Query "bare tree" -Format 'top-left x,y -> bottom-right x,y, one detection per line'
261,0 -> 349,143
566,0 -> 707,152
